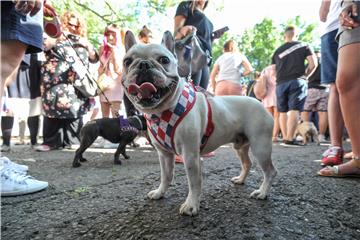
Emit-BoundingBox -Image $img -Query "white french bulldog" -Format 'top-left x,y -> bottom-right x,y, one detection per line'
122,31 -> 277,216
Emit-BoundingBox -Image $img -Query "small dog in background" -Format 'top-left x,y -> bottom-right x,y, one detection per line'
72,115 -> 147,167
294,120 -> 320,145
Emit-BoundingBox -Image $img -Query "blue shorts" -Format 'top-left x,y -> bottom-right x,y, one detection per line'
320,30 -> 338,84
276,79 -> 308,112
1,2 -> 43,54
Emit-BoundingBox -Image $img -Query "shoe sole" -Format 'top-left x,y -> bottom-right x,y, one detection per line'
1,184 -> 48,197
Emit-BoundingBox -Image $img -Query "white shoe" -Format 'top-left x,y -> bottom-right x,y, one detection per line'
318,134 -> 328,143
0,156 -> 28,173
1,168 -> 48,197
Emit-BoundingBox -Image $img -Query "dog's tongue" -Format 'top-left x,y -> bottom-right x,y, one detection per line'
128,82 -> 157,100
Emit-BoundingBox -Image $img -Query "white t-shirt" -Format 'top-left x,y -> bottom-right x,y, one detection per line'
320,0 -> 342,37
214,52 -> 246,82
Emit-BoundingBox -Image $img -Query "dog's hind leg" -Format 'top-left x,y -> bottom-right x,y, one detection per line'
72,131 -> 98,167
148,150 -> 175,200
249,136 -> 277,199
231,143 -> 252,185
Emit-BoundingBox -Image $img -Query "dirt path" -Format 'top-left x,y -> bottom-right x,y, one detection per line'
1,141 -> 360,240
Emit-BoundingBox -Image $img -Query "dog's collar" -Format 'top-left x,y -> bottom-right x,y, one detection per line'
118,115 -> 139,134
145,82 -> 196,154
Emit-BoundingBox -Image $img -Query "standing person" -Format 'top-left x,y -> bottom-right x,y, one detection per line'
1,0 -> 52,196
138,25 -> 153,44
301,50 -> 329,143
210,39 -> 253,96
255,65 -> 282,142
98,24 -> 124,118
318,0 -> 360,177
174,0 -> 224,89
271,26 -> 317,146
318,0 -> 344,166
35,11 -> 99,152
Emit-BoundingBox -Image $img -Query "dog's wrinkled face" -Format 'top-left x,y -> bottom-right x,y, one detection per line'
122,31 -> 180,112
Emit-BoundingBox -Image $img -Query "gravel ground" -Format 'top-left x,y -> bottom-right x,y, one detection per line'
1,140 -> 360,240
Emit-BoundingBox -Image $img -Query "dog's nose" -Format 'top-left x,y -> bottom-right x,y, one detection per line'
139,60 -> 151,70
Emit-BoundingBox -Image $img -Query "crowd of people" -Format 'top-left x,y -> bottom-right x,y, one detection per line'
1,0 -> 359,197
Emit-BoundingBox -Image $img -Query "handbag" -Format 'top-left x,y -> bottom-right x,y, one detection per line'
96,57 -> 113,92
175,32 -> 208,78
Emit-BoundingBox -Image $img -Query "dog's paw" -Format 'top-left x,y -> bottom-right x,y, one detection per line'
79,157 -> 87,162
147,189 -> 164,200
250,189 -> 268,200
124,155 -> 130,159
231,176 -> 245,185
179,200 -> 199,216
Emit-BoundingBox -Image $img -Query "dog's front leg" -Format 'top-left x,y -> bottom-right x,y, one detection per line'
180,151 -> 202,216
147,150 -> 175,200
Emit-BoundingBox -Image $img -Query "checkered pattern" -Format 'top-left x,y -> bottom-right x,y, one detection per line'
146,82 -> 196,153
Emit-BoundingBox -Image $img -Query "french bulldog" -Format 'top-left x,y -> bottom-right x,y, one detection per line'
294,120 -> 320,145
72,115 -> 147,168
121,30 -> 277,216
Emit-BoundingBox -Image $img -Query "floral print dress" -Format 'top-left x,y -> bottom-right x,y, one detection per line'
41,39 -> 94,119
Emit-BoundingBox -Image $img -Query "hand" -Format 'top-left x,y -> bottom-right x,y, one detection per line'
175,25 -> 197,40
13,0 -> 42,16
339,2 -> 360,29
44,1 -> 56,17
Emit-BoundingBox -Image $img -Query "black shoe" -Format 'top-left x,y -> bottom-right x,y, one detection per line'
281,140 -> 303,147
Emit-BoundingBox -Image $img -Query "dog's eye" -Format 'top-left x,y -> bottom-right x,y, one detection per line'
123,58 -> 133,67
158,56 -> 170,65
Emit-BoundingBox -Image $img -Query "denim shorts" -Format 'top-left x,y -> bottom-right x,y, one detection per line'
276,79 -> 308,112
1,2 -> 43,53
320,30 -> 338,84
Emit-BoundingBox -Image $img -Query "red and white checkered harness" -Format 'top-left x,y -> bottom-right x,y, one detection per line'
145,82 -> 214,155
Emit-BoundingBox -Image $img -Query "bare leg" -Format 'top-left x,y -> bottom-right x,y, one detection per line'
301,111 -> 310,121
318,111 -> 328,136
279,112 -> 287,140
273,107 -> 280,140
286,110 -> 299,141
327,83 -> 344,147
337,42 -> 360,166
110,101 -> 121,118
100,101 -> 110,118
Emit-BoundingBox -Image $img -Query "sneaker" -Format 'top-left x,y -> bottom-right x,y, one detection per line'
1,168 -> 48,197
34,144 -> 51,152
1,145 -> 11,152
281,140 -> 303,147
321,146 -> 343,166
318,134 -> 328,143
0,156 -> 28,173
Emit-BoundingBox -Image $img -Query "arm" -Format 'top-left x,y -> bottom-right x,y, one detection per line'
241,56 -> 254,77
319,0 -> 331,22
174,15 -> 196,40
209,63 -> 219,93
305,54 -> 318,79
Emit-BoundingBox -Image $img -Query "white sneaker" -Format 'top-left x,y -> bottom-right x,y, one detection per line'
318,134 -> 328,143
1,168 -> 48,197
0,156 -> 28,173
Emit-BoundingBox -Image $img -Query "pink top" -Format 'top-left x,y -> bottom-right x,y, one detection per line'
261,65 -> 277,108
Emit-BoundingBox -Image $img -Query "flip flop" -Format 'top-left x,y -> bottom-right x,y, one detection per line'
318,162 -> 360,178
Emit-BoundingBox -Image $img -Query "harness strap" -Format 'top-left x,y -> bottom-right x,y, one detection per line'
200,97 -> 214,150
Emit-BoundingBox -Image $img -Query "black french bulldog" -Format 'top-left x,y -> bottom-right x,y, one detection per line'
72,115 -> 147,167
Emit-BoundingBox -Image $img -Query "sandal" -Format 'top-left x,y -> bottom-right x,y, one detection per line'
318,159 -> 360,178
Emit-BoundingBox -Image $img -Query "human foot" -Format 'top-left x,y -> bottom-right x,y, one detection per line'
318,159 -> 360,178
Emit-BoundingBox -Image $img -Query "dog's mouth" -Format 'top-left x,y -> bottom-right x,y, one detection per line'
127,79 -> 177,108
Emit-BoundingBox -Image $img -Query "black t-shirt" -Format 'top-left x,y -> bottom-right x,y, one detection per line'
175,1 -> 214,55
307,60 -> 325,89
272,41 -> 313,84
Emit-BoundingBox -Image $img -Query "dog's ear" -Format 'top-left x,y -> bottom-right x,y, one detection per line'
125,31 -> 137,52
161,31 -> 175,55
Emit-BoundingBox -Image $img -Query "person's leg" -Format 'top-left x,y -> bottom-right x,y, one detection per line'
286,110 -> 299,141
279,112 -> 287,140
301,111 -> 310,121
0,41 -> 28,100
336,42 -> 360,167
63,117 -> 83,148
41,117 -> 62,149
318,111 -> 328,136
1,116 -> 14,151
18,118 -> 26,144
27,115 -> 39,146
110,101 -> 121,118
273,107 -> 281,140
100,101 -> 111,118
327,83 -> 344,147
